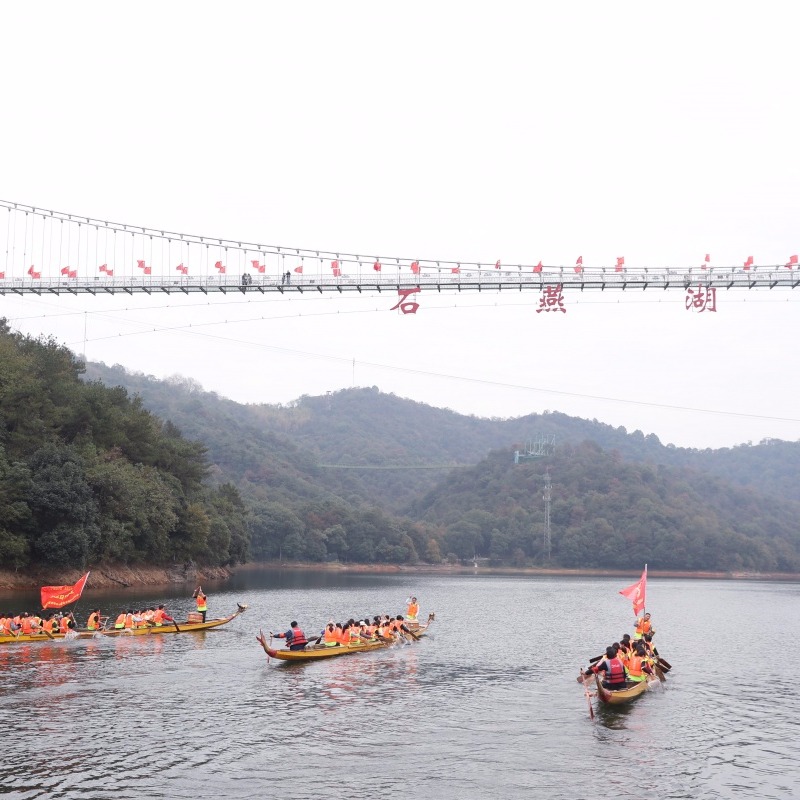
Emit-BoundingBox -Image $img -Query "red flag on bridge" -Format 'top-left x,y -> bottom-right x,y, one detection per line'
619,565 -> 647,616
495,260 -> 501,269
60,266 -> 70,275
28,265 -> 41,279
41,572 -> 90,610
214,261 -> 226,274
533,261 -> 543,273
410,261 -> 420,274
615,257 -> 625,271
743,255 -> 754,270
251,260 -> 265,273
294,265 -> 303,273
373,261 -> 382,272
176,264 -> 188,275
786,255 -> 799,269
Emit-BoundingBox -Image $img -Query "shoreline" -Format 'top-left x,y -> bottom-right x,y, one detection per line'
1,560 -> 798,592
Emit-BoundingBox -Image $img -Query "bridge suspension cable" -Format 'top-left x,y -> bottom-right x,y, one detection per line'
2,199 -> 799,295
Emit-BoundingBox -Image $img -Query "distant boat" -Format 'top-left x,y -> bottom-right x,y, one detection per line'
257,612 -> 434,663
0,604 -> 247,645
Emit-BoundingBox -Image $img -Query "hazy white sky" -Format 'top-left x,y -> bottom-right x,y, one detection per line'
2,2 -> 799,449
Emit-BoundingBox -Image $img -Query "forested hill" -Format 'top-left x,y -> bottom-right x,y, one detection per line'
83,364 -> 800,508
81,362 -> 800,573
406,443 -> 800,572
0,323 -> 248,572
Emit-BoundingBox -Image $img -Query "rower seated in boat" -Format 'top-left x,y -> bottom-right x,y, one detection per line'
593,646 -> 628,690
273,621 -> 308,650
626,643 -> 655,683
321,622 -> 340,647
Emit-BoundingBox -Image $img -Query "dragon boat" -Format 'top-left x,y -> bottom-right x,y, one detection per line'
593,672 -> 660,705
257,612 -> 435,663
0,604 -> 247,644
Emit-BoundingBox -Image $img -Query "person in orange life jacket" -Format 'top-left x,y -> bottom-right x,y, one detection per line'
192,587 -> 208,623
406,596 -> 419,621
322,623 -> 340,647
272,621 -> 308,650
152,605 -> 174,626
86,609 -> 102,631
627,643 -> 655,683
634,612 -> 654,640
594,646 -> 629,690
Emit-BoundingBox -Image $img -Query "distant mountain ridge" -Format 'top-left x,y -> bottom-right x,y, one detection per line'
82,362 -> 800,572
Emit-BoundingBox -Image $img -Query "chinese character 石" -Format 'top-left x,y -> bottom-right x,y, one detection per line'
390,288 -> 421,315
685,284 -> 717,313
536,284 -> 566,314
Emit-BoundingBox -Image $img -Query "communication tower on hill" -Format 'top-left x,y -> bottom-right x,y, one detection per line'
513,434 -> 555,563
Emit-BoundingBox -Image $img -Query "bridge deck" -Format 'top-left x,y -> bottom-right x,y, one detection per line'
2,270 -> 798,296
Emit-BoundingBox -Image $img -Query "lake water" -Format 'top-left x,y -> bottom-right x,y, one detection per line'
1,570 -> 798,800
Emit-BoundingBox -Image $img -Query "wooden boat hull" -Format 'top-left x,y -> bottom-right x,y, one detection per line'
0,604 -> 247,644
256,612 -> 435,662
593,672 -> 657,705
260,638 -> 391,661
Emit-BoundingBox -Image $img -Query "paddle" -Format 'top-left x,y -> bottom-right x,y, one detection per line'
402,626 -> 421,641
579,671 -> 595,720
655,664 -> 667,683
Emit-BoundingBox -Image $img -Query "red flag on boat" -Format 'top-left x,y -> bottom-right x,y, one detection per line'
618,565 -> 647,616
40,572 -> 90,610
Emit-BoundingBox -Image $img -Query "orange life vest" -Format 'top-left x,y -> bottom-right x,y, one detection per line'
21,618 -> 34,635
635,617 -> 652,636
195,593 -> 207,612
407,602 -> 419,619
114,613 -> 127,629
323,627 -> 338,644
87,612 -> 100,630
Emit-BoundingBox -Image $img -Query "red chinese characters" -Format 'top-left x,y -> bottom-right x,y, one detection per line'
390,288 -> 420,315
536,284 -> 566,314
685,284 -> 717,313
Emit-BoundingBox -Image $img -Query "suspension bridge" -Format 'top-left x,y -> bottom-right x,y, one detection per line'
2,199 -> 799,298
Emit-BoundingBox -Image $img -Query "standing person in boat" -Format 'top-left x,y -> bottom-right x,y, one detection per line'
633,612 -> 654,640
405,597 -> 419,622
272,621 -> 308,650
193,587 -> 208,623
594,646 -> 629,690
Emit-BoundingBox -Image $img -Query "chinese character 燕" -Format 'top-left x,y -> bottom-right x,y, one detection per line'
536,284 -> 566,314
